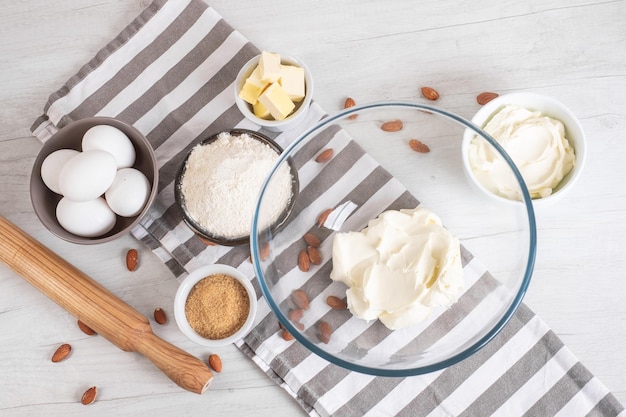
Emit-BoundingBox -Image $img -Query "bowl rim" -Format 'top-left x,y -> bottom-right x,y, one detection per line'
250,100 -> 537,376
234,53 -> 314,130
461,91 -> 586,205
29,116 -> 158,244
174,128 -> 299,246
173,264 -> 258,347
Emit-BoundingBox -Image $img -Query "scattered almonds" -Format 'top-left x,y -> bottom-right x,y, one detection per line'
288,308 -> 304,322
298,250 -> 310,272
317,208 -> 333,227
326,296 -> 347,310
317,321 -> 332,344
259,242 -> 270,261
77,320 -> 96,336
125,249 -> 138,271
477,92 -> 499,105
250,243 -> 270,263
292,289 -> 310,310
344,97 -> 358,119
421,86 -> 440,101
281,329 -> 294,341
307,246 -> 322,265
408,139 -> 431,153
208,354 -> 222,373
315,148 -> 334,163
51,343 -> 72,363
381,119 -> 403,132
303,232 -> 321,248
80,386 -> 97,405
153,307 -> 167,325
279,322 -> 294,341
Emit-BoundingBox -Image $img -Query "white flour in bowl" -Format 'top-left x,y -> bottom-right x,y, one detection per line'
180,132 -> 293,239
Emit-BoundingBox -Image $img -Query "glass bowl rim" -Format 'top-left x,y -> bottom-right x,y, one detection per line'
250,100 -> 537,376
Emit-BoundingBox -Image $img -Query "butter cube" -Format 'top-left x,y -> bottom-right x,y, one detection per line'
279,65 -> 305,102
253,100 -> 271,119
238,66 -> 269,105
258,83 -> 295,120
258,51 -> 281,83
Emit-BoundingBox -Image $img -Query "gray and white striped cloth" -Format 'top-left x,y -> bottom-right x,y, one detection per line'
31,1 -> 624,416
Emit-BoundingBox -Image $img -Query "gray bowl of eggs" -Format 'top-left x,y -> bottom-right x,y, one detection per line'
30,117 -> 158,244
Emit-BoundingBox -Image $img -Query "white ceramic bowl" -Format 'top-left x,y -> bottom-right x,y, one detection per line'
174,264 -> 257,347
234,53 -> 314,132
462,92 -> 586,205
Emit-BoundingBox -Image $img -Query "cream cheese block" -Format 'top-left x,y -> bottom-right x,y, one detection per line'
238,66 -> 269,105
258,83 -> 295,121
279,64 -> 305,102
258,51 -> 281,83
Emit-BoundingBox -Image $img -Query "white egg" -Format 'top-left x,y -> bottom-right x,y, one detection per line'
40,149 -> 80,194
58,150 -> 117,202
56,197 -> 117,237
82,124 -> 136,168
105,168 -> 151,217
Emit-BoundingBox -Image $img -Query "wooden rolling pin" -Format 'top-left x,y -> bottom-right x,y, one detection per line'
0,216 -> 213,394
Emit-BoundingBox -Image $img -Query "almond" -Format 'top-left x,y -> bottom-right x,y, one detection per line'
77,320 -> 96,336
317,321 -> 332,344
292,289 -> 310,310
303,232 -> 321,248
298,250 -> 310,272
51,343 -> 71,363
307,246 -> 322,265
198,236 -> 217,246
317,208 -> 333,227
288,308 -> 304,322
315,148 -> 334,163
125,249 -> 138,271
326,295 -> 347,310
408,139 -> 430,153
153,307 -> 167,325
344,97 -> 358,119
260,242 -> 270,261
477,92 -> 499,105
294,321 -> 305,331
421,86 -> 440,101
381,119 -> 403,132
281,329 -> 294,341
80,386 -> 97,405
208,354 -> 222,373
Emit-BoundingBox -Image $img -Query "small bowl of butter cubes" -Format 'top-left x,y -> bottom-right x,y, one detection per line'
235,51 -> 314,131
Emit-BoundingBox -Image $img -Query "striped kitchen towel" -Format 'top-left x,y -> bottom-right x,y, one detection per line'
30,0 -> 625,416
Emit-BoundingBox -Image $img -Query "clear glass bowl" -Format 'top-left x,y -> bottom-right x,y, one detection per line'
251,101 -> 537,376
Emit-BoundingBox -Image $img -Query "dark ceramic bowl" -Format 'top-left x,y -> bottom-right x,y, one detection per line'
175,129 -> 299,246
30,117 -> 158,244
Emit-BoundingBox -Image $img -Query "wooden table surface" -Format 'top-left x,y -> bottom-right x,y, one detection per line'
1,0 -> 625,415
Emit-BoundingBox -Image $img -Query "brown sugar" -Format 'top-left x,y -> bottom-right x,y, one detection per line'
185,273 -> 251,340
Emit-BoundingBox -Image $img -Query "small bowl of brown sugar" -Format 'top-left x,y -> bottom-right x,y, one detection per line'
174,264 -> 258,347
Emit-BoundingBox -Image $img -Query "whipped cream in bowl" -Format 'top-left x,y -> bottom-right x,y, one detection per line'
330,207 -> 464,330
462,92 -> 586,205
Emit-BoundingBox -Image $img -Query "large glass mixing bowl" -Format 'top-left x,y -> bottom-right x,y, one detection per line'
251,101 -> 536,376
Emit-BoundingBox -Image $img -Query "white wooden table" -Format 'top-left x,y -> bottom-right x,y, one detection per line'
1,0 -> 624,415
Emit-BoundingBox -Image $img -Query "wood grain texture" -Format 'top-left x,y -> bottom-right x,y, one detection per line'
0,217 -> 213,394
0,0 -> 625,415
